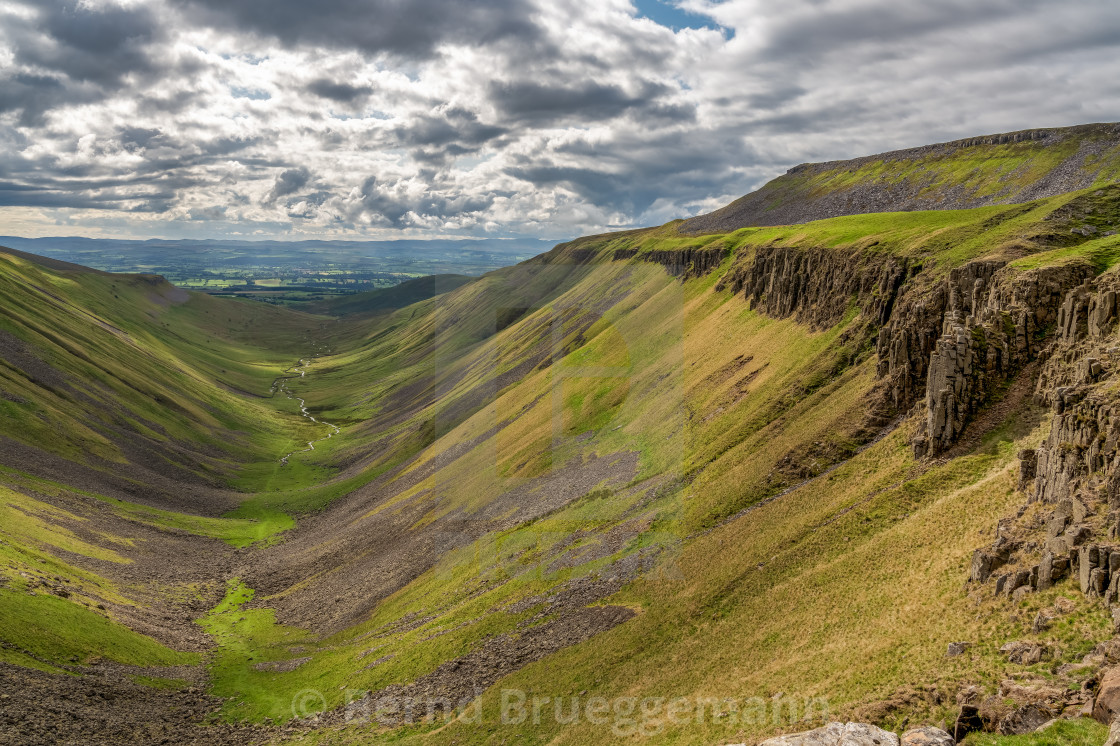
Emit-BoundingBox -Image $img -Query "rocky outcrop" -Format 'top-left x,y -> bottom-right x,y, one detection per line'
874,259 -> 1090,456
964,267 -> 1120,631
717,246 -> 910,331
612,245 -> 726,278
758,722 -> 901,746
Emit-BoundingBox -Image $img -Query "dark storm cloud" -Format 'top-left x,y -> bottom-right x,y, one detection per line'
0,0 -> 165,123
744,0 -> 1050,63
307,79 -> 374,104
507,125 -> 757,217
173,0 -> 541,57
396,109 -> 507,148
29,0 -> 163,84
264,167 -> 313,204
0,181 -> 178,209
489,79 -> 694,125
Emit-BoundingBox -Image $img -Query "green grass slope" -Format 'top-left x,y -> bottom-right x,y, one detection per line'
6,139 -> 1120,744
681,122 -> 1120,234
164,186 -> 1120,744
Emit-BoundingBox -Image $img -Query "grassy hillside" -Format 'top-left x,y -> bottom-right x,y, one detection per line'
175,186 -> 1120,742
681,122 -> 1120,234
5,139 -> 1120,744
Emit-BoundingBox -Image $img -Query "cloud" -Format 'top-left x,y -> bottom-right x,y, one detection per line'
0,0 -> 1119,241
488,79 -> 694,125
264,167 -> 312,204
307,79 -> 373,103
171,0 -> 541,58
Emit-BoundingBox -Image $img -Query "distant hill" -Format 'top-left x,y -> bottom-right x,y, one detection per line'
681,121 -> 1120,234
310,273 -> 475,316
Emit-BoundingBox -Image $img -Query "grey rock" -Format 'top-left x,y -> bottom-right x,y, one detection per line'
946,642 -> 971,657
997,704 -> 1054,735
1000,641 -> 1047,665
900,726 -> 954,746
1103,718 -> 1120,746
758,721 -> 901,746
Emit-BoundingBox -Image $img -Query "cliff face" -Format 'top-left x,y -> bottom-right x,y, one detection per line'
611,246 -> 726,278
716,246 -> 910,331
966,269 -> 1120,612
702,243 -> 1091,457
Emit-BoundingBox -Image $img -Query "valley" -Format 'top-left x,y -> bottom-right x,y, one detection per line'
4,123 -> 1120,745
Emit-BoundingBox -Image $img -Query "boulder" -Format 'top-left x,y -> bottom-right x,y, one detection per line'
997,703 -> 1054,734
946,642 -> 970,657
1104,718 -> 1120,746
1094,666 -> 1120,724
758,722 -> 901,746
1000,641 -> 1047,665
900,726 -> 954,746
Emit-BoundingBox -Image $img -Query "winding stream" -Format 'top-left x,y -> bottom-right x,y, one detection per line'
271,354 -> 341,466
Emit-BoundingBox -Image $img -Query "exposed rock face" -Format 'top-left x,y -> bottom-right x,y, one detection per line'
963,267 -> 1120,641
896,261 -> 1091,457
1095,667 -> 1120,724
953,705 -> 983,741
611,245 -> 726,278
718,246 -> 910,331
900,726 -> 955,746
758,721 -> 901,746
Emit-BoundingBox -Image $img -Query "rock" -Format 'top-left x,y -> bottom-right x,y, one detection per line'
1045,535 -> 1071,556
946,642 -> 971,657
900,726 -> 954,746
953,705 -> 983,741
757,721 -> 901,746
1000,641 -> 1047,665
1037,551 -> 1055,590
997,703 -> 1054,734
1081,546 -> 1099,594
970,550 -> 1007,584
1095,667 -> 1120,724
1104,719 -> 1120,746
1018,450 -> 1037,490
1095,566 -> 1111,596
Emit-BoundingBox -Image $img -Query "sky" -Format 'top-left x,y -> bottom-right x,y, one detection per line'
0,0 -> 1119,241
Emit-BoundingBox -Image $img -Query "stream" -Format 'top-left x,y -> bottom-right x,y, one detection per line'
271,354 -> 341,466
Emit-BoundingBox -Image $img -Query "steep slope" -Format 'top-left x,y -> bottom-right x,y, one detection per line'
681,122 -> 1120,235
7,129 -> 1120,746
0,247 -> 373,743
